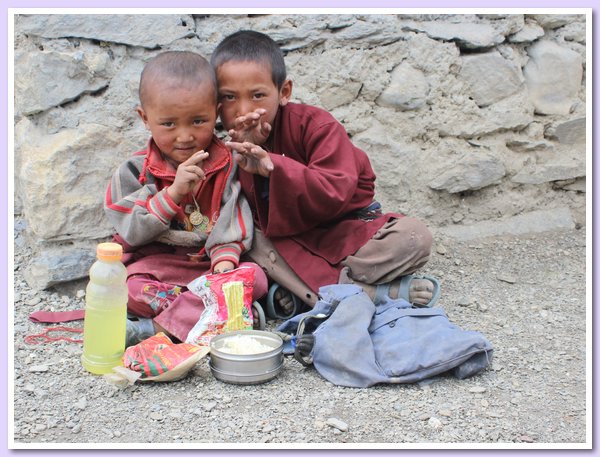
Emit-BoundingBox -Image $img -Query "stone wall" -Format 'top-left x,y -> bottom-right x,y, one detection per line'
13,13 -> 587,289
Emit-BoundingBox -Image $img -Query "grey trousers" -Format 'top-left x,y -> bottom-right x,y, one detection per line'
246,217 -> 433,307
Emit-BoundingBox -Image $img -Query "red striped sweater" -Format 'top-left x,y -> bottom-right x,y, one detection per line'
104,136 -> 252,272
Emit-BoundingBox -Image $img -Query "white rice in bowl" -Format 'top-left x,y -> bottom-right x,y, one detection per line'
218,334 -> 274,355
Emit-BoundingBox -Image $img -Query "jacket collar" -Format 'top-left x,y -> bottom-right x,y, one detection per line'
142,136 -> 230,181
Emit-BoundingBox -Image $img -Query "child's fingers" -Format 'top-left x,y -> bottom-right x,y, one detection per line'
178,165 -> 205,182
260,121 -> 272,136
234,114 -> 258,129
246,144 -> 267,157
183,150 -> 209,166
225,141 -> 249,153
233,152 -> 250,172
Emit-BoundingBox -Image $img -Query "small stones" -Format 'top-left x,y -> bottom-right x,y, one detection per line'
261,424 -> 275,433
74,397 -> 87,410
469,386 -> 487,394
149,412 -> 163,421
326,417 -> 348,432
497,274 -> 517,284
457,296 -> 473,307
26,296 -> 42,306
203,401 -> 217,412
428,417 -> 443,429
436,244 -> 448,255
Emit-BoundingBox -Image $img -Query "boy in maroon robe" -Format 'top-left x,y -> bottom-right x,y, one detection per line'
210,31 -> 438,317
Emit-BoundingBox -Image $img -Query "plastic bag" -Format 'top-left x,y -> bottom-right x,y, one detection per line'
185,266 -> 255,346
117,332 -> 209,383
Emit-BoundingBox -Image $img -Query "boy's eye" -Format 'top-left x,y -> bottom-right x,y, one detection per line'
220,94 -> 235,101
253,93 -> 265,100
161,122 -> 174,127
193,119 -> 204,126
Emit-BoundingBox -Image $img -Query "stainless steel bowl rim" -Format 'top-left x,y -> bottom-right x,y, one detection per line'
210,350 -> 281,362
209,362 -> 283,378
209,330 -> 283,360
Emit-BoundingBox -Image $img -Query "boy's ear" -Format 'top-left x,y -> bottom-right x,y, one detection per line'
279,79 -> 293,106
136,106 -> 150,129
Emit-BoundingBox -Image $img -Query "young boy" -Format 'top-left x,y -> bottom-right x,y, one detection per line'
105,51 -> 267,346
210,31 -> 438,315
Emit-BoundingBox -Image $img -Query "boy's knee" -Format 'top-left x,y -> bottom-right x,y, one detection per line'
401,217 -> 433,256
240,261 -> 269,299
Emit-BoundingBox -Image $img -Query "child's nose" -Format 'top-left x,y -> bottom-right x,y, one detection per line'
176,130 -> 194,143
236,99 -> 252,117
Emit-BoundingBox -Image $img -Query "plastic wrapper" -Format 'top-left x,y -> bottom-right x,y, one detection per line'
119,332 -> 209,382
185,266 -> 255,346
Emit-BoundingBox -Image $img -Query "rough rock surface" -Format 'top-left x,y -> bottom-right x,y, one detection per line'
12,14 -> 587,319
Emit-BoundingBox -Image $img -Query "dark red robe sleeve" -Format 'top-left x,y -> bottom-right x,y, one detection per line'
257,106 -> 376,238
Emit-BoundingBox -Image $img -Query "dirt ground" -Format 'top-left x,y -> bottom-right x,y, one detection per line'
11,219 -> 589,448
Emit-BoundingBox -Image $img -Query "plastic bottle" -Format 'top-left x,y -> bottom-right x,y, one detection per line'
81,242 -> 128,375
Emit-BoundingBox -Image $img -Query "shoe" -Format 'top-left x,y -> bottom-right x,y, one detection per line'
374,274 -> 441,308
252,301 -> 266,330
125,318 -> 155,347
292,312 -> 329,366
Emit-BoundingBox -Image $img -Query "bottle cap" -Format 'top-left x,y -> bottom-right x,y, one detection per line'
96,242 -> 123,261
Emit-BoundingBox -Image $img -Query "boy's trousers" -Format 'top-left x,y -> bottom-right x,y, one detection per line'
246,217 -> 432,307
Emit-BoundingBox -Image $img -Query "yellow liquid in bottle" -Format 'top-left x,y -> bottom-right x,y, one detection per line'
81,256 -> 128,375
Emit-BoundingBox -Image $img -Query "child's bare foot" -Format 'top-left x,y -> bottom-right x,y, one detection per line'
265,284 -> 300,319
273,287 -> 295,316
339,268 -> 437,306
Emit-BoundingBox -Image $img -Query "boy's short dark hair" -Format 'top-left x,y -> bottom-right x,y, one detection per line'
210,30 -> 287,89
139,51 -> 216,106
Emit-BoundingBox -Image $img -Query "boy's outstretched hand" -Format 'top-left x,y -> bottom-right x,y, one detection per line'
167,151 -> 209,204
226,141 -> 274,178
228,108 -> 272,146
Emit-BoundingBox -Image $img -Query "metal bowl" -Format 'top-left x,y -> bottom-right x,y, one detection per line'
209,330 -> 284,385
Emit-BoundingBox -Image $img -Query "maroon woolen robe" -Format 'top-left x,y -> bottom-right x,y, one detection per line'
238,102 -> 401,292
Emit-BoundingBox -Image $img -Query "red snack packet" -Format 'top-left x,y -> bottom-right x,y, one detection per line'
185,266 -> 255,346
122,332 -> 209,381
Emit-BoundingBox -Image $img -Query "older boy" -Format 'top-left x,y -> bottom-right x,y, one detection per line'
105,51 -> 267,345
210,31 -> 438,316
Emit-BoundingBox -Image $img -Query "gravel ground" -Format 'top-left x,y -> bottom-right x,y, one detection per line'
11,218 -> 589,447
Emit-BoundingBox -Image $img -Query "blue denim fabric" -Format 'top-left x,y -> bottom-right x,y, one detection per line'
277,284 -> 493,388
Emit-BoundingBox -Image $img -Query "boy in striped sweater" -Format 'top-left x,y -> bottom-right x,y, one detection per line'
104,51 -> 267,346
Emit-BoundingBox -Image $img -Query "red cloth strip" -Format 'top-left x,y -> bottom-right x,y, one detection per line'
29,309 -> 85,323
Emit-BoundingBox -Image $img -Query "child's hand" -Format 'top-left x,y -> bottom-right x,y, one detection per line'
167,151 -> 209,203
213,260 -> 235,274
228,108 -> 272,146
226,141 -> 274,178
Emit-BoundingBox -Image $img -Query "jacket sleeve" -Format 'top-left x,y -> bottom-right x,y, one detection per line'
204,158 -> 253,269
104,157 -> 180,247
260,118 -> 373,237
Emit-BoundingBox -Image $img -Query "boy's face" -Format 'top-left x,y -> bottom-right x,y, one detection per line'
216,60 -> 292,137
137,78 -> 217,167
